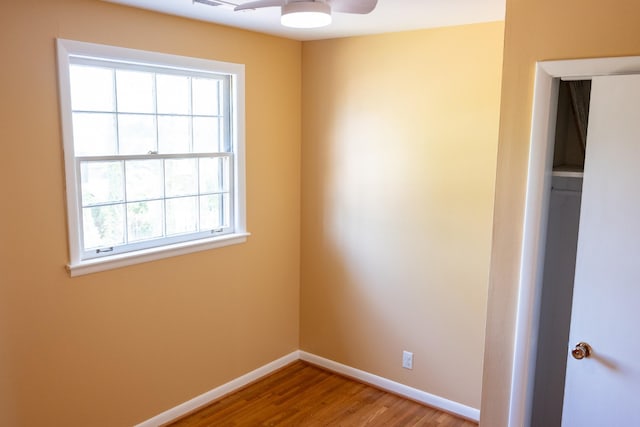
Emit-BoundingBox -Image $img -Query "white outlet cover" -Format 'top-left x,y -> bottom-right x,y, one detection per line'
402,351 -> 413,370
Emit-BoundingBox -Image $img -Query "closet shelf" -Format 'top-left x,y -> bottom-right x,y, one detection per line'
552,166 -> 584,178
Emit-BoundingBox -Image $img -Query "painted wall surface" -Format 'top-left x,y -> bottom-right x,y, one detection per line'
300,22 -> 504,409
0,0 -> 301,425
481,0 -> 640,425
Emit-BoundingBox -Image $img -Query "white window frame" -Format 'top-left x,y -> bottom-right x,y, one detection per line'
57,39 -> 248,276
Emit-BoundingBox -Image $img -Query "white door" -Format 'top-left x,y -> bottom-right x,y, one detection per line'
562,74 -> 640,426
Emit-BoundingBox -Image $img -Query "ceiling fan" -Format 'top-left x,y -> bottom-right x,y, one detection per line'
194,0 -> 379,29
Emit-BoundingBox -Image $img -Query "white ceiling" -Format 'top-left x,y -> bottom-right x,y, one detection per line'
101,0 -> 506,41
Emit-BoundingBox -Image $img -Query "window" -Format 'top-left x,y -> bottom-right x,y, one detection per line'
57,39 -> 247,276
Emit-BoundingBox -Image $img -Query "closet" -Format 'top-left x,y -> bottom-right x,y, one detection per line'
530,80 -> 591,427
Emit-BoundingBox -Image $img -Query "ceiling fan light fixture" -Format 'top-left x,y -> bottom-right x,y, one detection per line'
281,2 -> 332,29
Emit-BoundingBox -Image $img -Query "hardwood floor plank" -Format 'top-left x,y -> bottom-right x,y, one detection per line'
167,361 -> 478,427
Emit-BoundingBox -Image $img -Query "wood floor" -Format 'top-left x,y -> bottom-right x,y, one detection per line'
167,361 -> 478,427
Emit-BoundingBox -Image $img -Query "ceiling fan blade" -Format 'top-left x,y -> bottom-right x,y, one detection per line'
193,0 -> 225,6
328,0 -> 377,14
234,0 -> 286,11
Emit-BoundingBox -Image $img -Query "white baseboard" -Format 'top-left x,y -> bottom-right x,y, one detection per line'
135,351 -> 300,427
299,351 -> 480,422
136,350 -> 480,426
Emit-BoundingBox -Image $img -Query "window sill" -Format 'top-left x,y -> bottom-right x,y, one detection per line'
66,232 -> 250,277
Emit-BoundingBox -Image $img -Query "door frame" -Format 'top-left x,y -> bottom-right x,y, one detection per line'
509,55 -> 640,427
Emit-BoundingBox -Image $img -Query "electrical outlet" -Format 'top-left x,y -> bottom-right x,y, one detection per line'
402,351 -> 413,370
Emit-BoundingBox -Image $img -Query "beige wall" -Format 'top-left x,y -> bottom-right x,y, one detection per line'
0,1 -> 301,425
300,22 -> 504,409
481,0 -> 640,425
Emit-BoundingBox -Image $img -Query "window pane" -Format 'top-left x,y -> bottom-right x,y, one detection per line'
125,160 -> 163,201
166,197 -> 198,236
221,193 -> 230,228
157,74 -> 190,115
80,161 -> 124,206
118,114 -> 157,155
192,78 -> 219,116
116,70 -> 155,113
83,204 -> 125,249
72,112 -> 117,156
200,194 -> 222,230
199,157 -> 228,194
165,159 -> 197,197
193,117 -> 221,153
127,200 -> 164,242
158,115 -> 191,154
70,65 -> 115,112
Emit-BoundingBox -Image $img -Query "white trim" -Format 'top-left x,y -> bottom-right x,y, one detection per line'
299,351 -> 480,422
510,55 -> 640,427
540,56 -> 640,80
57,38 -> 245,75
67,232 -> 250,277
508,63 -> 558,427
57,39 -> 82,263
230,65 -> 247,236
135,350 -> 480,426
134,351 -> 300,427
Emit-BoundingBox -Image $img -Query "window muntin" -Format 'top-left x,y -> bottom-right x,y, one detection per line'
57,39 -> 246,273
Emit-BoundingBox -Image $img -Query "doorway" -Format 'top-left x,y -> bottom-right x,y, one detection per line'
508,56 -> 640,427
529,79 -> 589,427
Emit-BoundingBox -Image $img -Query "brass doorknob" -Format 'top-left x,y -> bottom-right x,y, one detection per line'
571,342 -> 592,360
